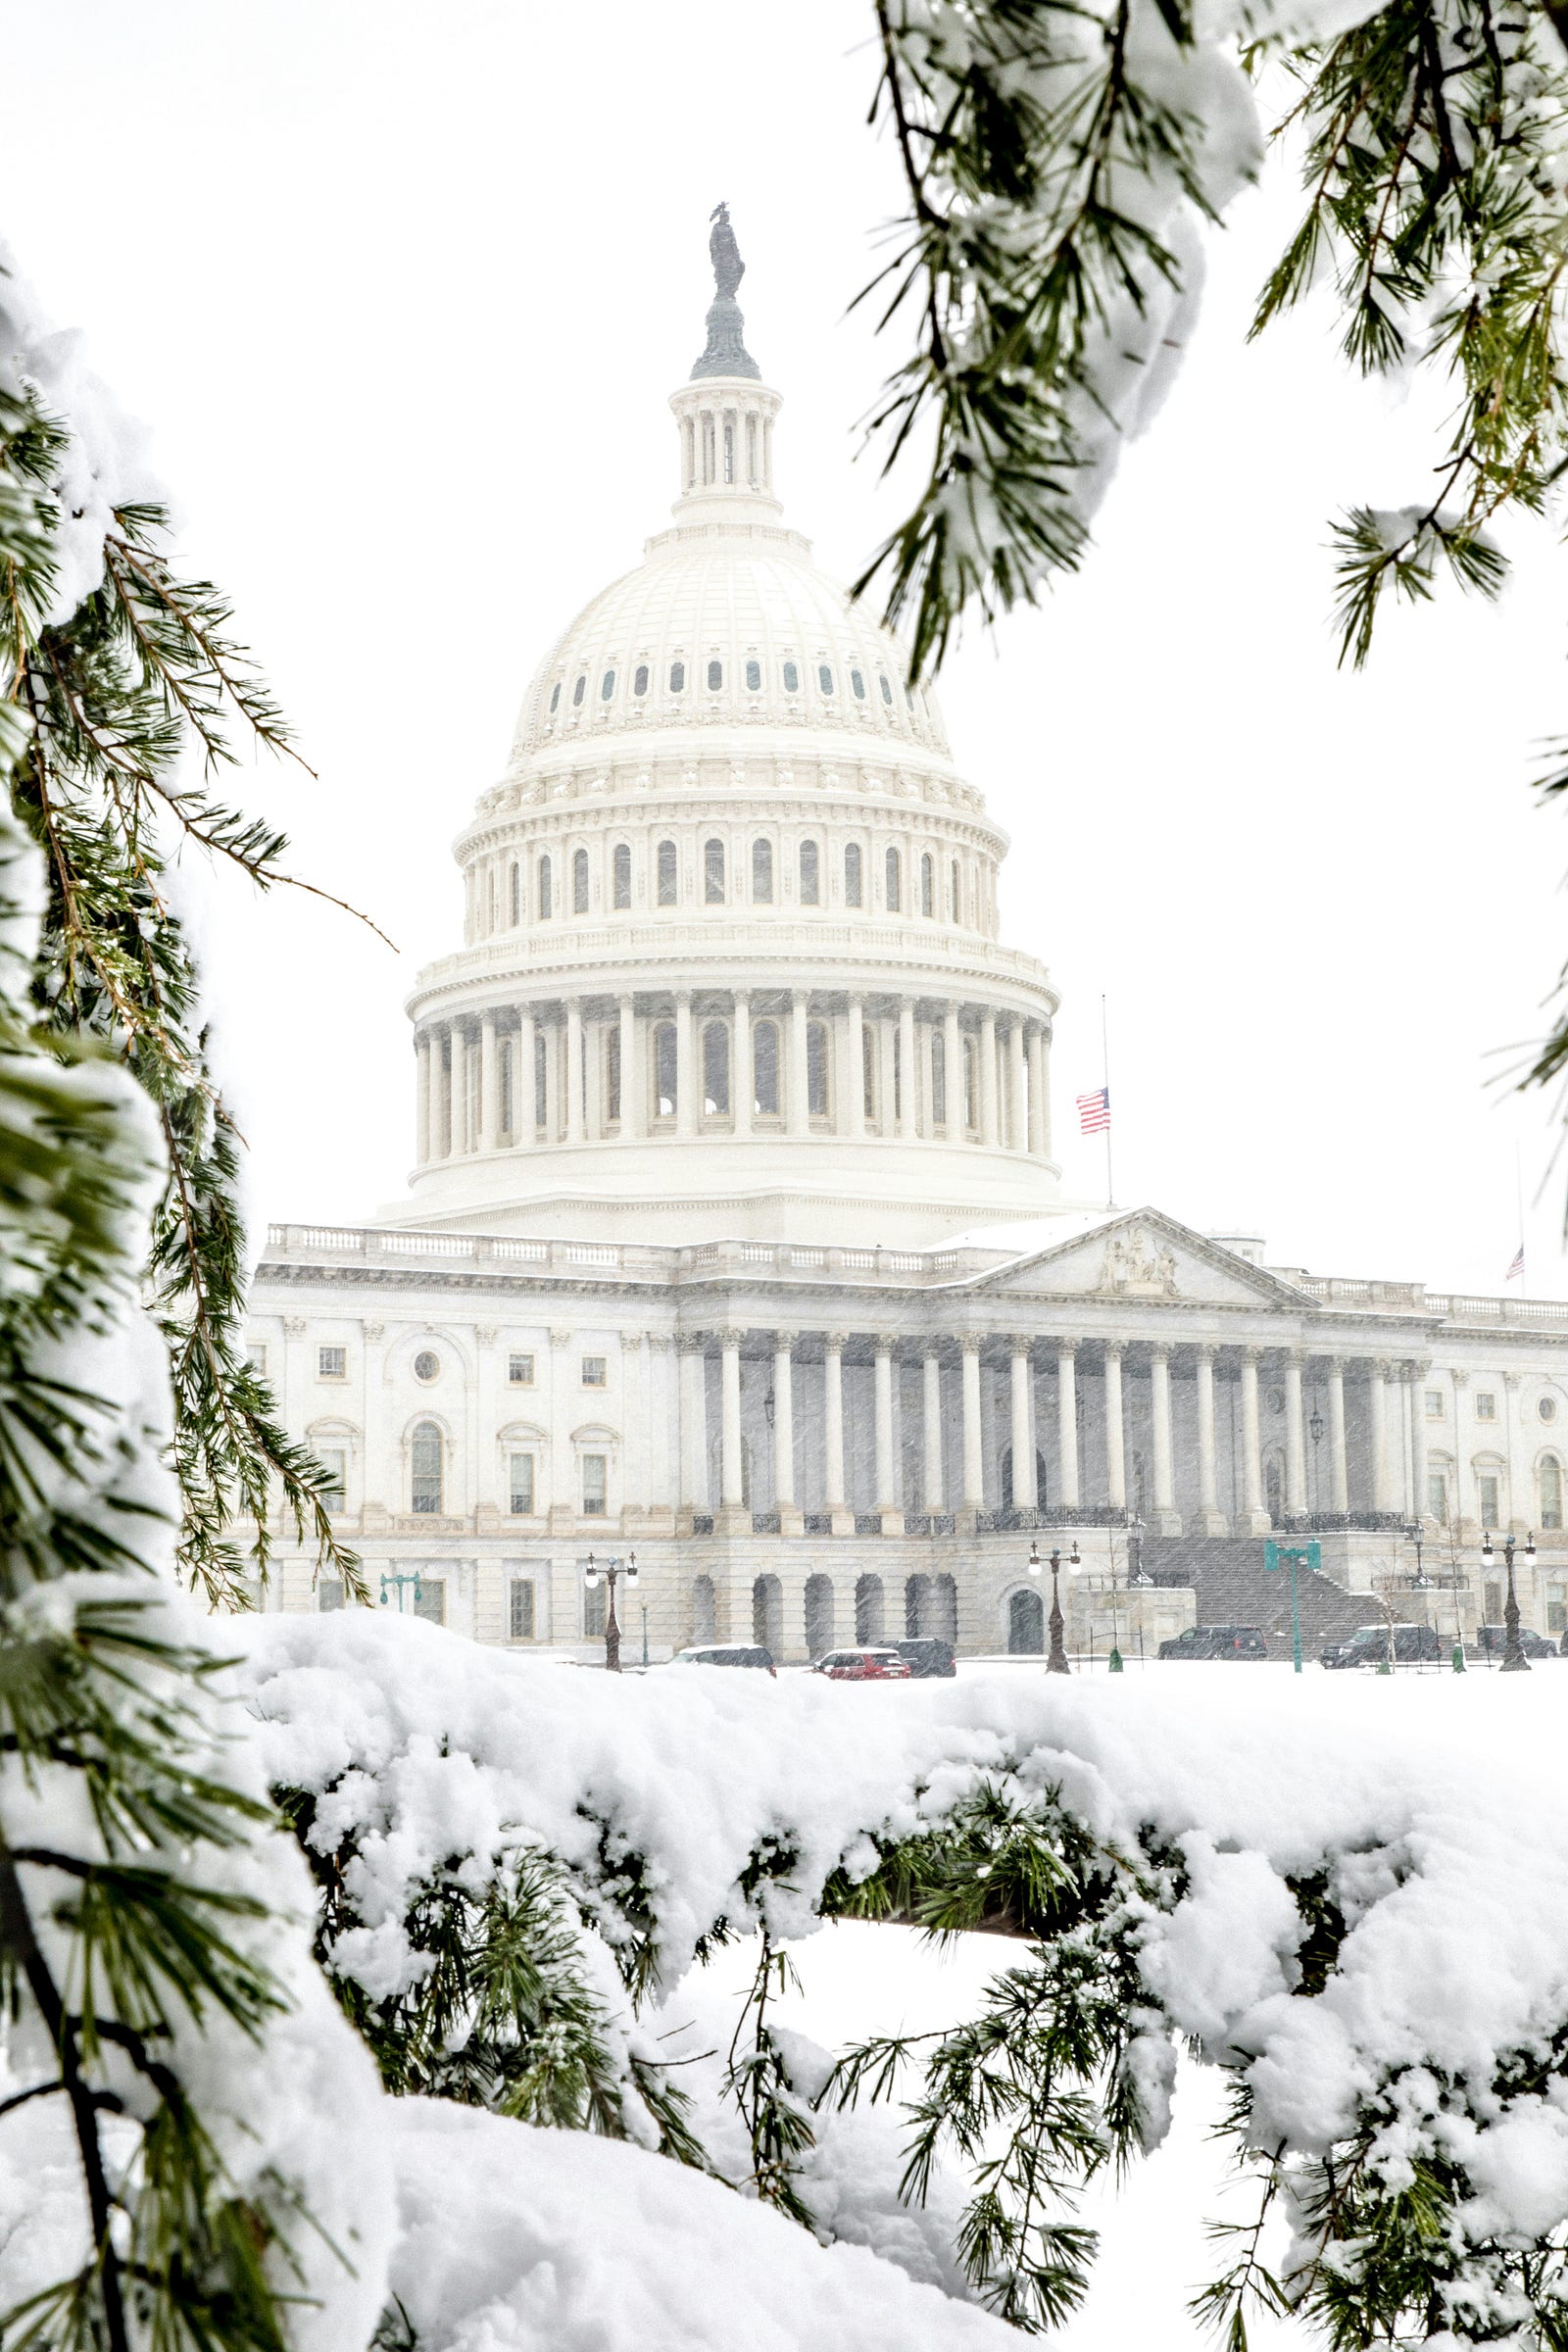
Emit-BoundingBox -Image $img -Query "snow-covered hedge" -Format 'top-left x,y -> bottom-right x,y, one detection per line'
245,1615 -> 1568,2345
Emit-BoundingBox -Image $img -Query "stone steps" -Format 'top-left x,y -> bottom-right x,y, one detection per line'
1143,1534 -> 1372,1660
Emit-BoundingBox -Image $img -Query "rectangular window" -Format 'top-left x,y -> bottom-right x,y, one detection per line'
509,1352 -> 535,1386
1478,1472 -> 1500,1527
414,1576 -> 446,1627
1484,1579 -> 1503,1622
581,1356 -> 608,1388
509,1451 -> 535,1515
318,1575 -> 345,1613
582,1453 -> 608,1515
318,1448 -> 347,1515
247,1343 -> 268,1376
1476,1392 -> 1496,1420
584,1577 -> 607,1637
318,1346 -> 346,1379
1426,1470 -> 1447,1523
1425,1390 -> 1444,1419
510,1579 -> 536,1640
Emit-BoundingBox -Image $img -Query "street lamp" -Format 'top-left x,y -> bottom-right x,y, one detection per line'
1480,1529 -> 1536,1674
379,1568 -> 423,1613
1406,1522 -> 1464,1672
584,1548 -> 639,1674
1030,1538 -> 1081,1677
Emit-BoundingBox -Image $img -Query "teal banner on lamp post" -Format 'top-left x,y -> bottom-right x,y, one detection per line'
1262,1540 -> 1320,1675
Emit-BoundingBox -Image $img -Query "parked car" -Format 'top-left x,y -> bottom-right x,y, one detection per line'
1157,1625 -> 1268,1661
1320,1623 -> 1442,1669
888,1637 -> 957,1679
812,1647 -> 913,1682
670,1644 -> 777,1677
1474,1623 -> 1558,1661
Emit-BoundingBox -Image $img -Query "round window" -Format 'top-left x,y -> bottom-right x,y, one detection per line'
1541,1396 -> 1558,1423
1266,1388 -> 1285,1414
414,1349 -> 440,1384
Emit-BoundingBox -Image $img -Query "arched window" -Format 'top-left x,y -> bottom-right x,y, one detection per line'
703,1020 -> 730,1115
845,843 -> 863,907
931,1029 -> 947,1126
807,1021 -> 829,1118
612,843 -> 631,909
799,839 -> 820,906
855,1574 -> 885,1644
963,1036 -> 977,1130
782,661 -> 800,694
885,847 -> 902,912
805,1573 -> 834,1659
537,855 -> 553,920
921,852 -> 934,916
510,861 -> 521,927
818,663 -> 834,695
754,1020 -> 780,1115
549,681 -> 562,713
745,659 -> 761,691
572,848 -> 590,914
600,668 -> 615,701
606,1025 -> 621,1124
633,663 -> 649,697
862,1024 -> 876,1122
654,1021 -> 677,1118
411,1421 -> 443,1516
752,838 -> 773,903
879,673 -> 893,706
572,674 -> 586,707
657,839 -> 678,906
851,668 -> 866,700
704,837 -> 725,905
1544,1457 -> 1563,1530
692,1574 -> 716,1644
669,661 -> 686,693
1008,1589 -> 1044,1653
707,659 -> 723,691
951,858 -> 961,921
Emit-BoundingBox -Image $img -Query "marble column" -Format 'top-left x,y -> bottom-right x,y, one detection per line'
1328,1358 -> 1349,1512
922,1348 -> 945,1512
479,1010 -> 500,1152
878,1015 -> 896,1134
416,1032 -> 432,1165
1195,1346 -> 1224,1534
564,1001 -> 585,1145
1007,1021 -> 1027,1152
824,1332 -> 850,1530
1103,1343 -> 1127,1509
773,1334 -> 800,1531
733,991 -> 752,1138
874,1342 -> 900,1525
1026,1025 -> 1046,1156
960,1336 -> 984,1514
1284,1353 -> 1306,1516
435,1026 -> 454,1157
846,998 -> 865,1140
678,1335 -> 707,1521
719,1330 -> 745,1516
1009,1339 -> 1037,1509
451,1020 -> 470,1154
1240,1348 -> 1267,1532
944,1004 -> 962,1137
979,1010 -> 1000,1146
789,992 -> 810,1136
1408,1363 -> 1429,1523
899,999 -> 917,1141
675,991 -> 695,1139
1151,1346 -> 1177,1529
1056,1343 -> 1080,1511
619,997 -> 640,1139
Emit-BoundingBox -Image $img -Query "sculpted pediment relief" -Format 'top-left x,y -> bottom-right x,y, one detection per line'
974,1210 -> 1311,1312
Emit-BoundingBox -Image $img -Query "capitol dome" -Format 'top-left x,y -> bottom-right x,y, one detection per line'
394,223 -> 1063,1247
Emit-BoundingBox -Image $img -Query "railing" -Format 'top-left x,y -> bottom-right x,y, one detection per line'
975,1505 -> 1131,1532
854,1513 -> 884,1536
691,1514 -> 714,1537
1282,1511 -> 1407,1533
751,1512 -> 781,1535
803,1513 -> 833,1536
905,1512 -> 956,1537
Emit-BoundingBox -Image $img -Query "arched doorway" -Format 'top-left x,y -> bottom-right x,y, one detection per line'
1008,1588 -> 1045,1653
805,1574 -> 834,1659
855,1573 -> 885,1644
931,1573 -> 958,1643
691,1574 -> 716,1645
905,1572 -> 930,1636
752,1573 -> 783,1654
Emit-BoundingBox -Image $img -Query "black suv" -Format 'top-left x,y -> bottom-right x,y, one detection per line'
1157,1625 -> 1267,1660
1320,1624 -> 1442,1669
1475,1623 -> 1558,1661
889,1638 -> 957,1679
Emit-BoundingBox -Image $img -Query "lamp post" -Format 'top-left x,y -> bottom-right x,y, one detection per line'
1030,1538 -> 1080,1676
1405,1521 -> 1463,1672
379,1568 -> 423,1614
584,1549 -> 638,1673
1480,1529 -> 1536,1673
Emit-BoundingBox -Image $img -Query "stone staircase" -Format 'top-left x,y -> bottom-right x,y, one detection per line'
1142,1534 -> 1372,1660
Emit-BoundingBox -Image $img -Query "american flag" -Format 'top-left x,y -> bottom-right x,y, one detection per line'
1077,1087 -> 1110,1136
1506,1244 -> 1525,1282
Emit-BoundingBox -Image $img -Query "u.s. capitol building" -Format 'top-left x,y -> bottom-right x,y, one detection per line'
246,220 -> 1568,1661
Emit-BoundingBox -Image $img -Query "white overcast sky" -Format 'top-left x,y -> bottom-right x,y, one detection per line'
7,0 -> 1568,1296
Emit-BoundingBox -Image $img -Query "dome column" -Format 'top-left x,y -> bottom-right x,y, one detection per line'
517,1008 -> 537,1145
845,999 -> 864,1140
899,1000 -> 917,1142
415,1031 -> 432,1165
1027,1025 -> 1049,1157
479,1011 -> 501,1153
944,1004 -> 962,1138
733,992 -> 752,1138
788,993 -> 809,1137
618,997 -> 641,1140
1006,1019 -> 1027,1152
979,1011 -> 1000,1148
452,1019 -> 470,1155
675,992 -> 696,1139
564,1002 -> 585,1145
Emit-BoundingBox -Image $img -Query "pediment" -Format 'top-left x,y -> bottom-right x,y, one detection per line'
969,1209 -> 1314,1313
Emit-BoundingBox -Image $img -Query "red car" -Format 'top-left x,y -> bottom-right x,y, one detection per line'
813,1647 -> 913,1682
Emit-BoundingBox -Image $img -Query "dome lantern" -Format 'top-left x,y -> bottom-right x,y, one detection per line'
670,205 -> 782,524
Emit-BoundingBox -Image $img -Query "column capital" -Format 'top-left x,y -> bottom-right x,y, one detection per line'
1148,1342 -> 1171,1366
1102,1338 -> 1126,1363
674,987 -> 694,1006
1326,1354 -> 1347,1376
959,1332 -> 984,1357
873,1334 -> 895,1360
1055,1336 -> 1077,1360
923,1339 -> 944,1361
1241,1345 -> 1262,1367
1195,1341 -> 1217,1365
1010,1333 -> 1033,1359
623,1333 -> 645,1353
677,1331 -> 709,1355
825,1329 -> 850,1352
716,1327 -> 746,1351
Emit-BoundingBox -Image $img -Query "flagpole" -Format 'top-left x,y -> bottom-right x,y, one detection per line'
1101,994 -> 1113,1209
